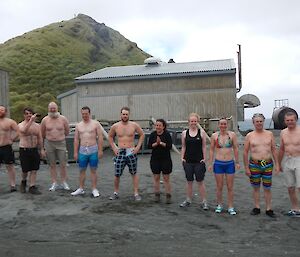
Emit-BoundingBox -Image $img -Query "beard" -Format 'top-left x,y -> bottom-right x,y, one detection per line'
121,117 -> 129,123
48,112 -> 60,118
0,113 -> 5,119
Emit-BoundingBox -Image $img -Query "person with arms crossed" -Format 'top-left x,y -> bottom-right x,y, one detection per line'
71,106 -> 103,198
108,107 -> 145,201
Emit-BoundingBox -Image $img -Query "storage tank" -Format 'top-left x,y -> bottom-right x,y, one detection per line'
272,106 -> 298,129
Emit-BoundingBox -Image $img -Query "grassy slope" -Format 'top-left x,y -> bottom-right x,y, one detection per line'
0,14 -> 149,121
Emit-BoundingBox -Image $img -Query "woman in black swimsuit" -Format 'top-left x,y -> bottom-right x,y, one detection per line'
148,119 -> 173,204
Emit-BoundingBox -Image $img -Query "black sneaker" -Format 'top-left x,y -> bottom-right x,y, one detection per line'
265,209 -> 276,218
250,207 -> 261,215
28,186 -> 41,195
166,193 -> 172,204
20,180 -> 27,193
10,186 -> 17,192
109,192 -> 119,200
154,193 -> 160,203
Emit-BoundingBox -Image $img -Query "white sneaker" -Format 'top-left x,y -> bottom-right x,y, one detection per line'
62,181 -> 70,190
134,194 -> 142,201
92,189 -> 100,198
71,188 -> 85,196
49,183 -> 58,191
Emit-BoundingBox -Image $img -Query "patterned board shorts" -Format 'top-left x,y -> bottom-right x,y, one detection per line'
114,148 -> 137,177
249,158 -> 273,189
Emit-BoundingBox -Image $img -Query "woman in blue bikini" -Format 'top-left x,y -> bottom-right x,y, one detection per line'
208,118 -> 240,215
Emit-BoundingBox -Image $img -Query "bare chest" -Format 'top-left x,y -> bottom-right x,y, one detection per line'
116,125 -> 135,137
250,136 -> 271,148
45,120 -> 64,131
78,123 -> 97,135
0,123 -> 11,133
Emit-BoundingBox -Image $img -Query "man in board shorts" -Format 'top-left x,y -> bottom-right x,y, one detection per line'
243,113 -> 279,217
71,106 -> 103,198
108,107 -> 145,201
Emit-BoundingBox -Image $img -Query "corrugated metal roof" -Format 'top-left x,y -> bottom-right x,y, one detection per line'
57,88 -> 77,99
75,59 -> 235,83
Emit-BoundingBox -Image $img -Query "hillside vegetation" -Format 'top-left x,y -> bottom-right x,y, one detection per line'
0,14 -> 149,121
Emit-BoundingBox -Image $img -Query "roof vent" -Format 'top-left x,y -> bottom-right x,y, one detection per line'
144,57 -> 162,66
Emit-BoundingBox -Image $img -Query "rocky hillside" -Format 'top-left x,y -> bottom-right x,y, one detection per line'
0,14 -> 149,120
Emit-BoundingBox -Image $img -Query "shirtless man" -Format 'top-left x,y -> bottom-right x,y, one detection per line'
41,102 -> 70,191
278,112 -> 300,216
71,106 -> 103,198
108,107 -> 145,201
0,105 -> 19,192
18,107 -> 45,194
243,113 -> 279,217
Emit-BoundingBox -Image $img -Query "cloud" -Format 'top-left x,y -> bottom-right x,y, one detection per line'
0,0 -> 299,118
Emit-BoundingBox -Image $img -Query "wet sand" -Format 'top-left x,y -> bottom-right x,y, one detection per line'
0,149 -> 299,257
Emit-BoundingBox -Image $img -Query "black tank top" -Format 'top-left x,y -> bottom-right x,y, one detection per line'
184,129 -> 203,163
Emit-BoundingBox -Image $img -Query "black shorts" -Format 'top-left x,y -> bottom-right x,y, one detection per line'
19,148 -> 40,173
0,145 -> 15,164
150,158 -> 172,175
183,162 -> 206,182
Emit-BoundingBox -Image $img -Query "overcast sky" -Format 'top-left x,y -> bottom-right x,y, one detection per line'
1,0 -> 299,119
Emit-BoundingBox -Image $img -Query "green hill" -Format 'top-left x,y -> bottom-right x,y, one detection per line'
0,14 -> 150,121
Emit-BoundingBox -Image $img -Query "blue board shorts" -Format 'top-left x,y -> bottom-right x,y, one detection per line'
78,145 -> 99,170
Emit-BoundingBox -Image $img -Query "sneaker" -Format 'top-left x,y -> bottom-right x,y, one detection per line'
71,188 -> 85,196
92,189 -> 100,198
154,192 -> 160,203
61,181 -> 70,190
215,205 -> 223,213
109,192 -> 119,200
265,209 -> 276,218
166,193 -> 172,204
28,185 -> 41,195
287,210 -> 300,217
134,194 -> 142,201
20,180 -> 27,193
228,207 -> 237,215
180,200 -> 191,207
10,185 -> 17,192
202,201 -> 209,210
250,207 -> 261,215
49,183 -> 58,191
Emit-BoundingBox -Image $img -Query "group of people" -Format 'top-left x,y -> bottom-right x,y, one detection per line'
0,103 -> 299,218
177,112 -> 300,218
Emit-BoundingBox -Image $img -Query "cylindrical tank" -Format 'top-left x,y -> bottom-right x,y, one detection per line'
272,107 -> 298,130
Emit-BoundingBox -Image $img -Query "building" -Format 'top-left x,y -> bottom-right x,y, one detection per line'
58,58 -> 238,131
0,68 -> 9,110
